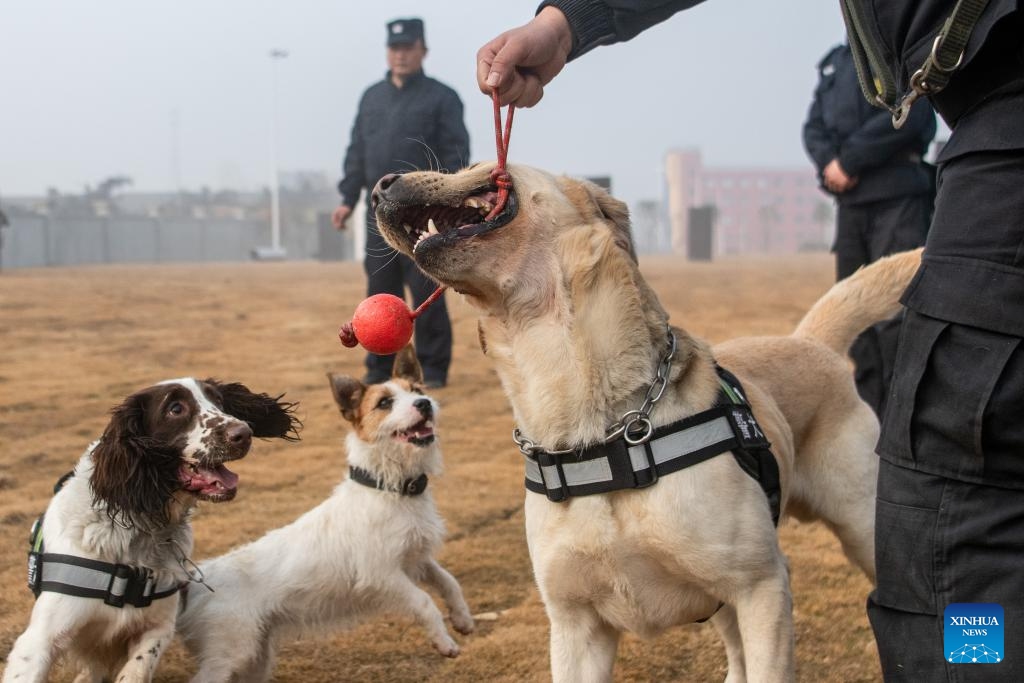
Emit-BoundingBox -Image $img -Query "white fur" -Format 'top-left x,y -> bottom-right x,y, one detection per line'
2,456 -> 192,683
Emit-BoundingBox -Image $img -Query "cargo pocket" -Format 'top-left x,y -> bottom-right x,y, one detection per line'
912,322 -> 1020,479
877,311 -> 947,463
873,496 -> 938,614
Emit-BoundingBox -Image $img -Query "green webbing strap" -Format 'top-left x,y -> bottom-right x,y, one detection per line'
840,0 -> 900,111
840,0 -> 992,128
915,0 -> 992,96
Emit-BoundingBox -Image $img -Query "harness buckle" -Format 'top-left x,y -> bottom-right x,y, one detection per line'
632,442 -> 660,489
535,451 -> 570,503
105,565 -> 153,608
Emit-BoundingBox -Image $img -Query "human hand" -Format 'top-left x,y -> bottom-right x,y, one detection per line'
823,159 -> 858,193
331,205 -> 352,231
476,6 -> 573,107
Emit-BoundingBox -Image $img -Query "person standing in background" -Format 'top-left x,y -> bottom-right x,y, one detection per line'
802,42 -> 937,418
333,18 -> 470,388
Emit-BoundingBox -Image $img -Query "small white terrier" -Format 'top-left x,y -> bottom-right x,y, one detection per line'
177,346 -> 473,682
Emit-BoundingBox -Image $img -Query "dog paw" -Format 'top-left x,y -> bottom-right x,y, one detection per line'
451,611 -> 475,634
433,634 -> 460,658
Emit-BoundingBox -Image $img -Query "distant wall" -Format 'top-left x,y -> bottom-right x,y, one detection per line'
0,214 -> 354,269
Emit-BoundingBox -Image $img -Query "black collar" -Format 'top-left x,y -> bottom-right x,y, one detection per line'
348,466 -> 428,497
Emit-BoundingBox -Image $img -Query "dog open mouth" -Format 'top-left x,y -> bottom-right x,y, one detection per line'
380,185 -> 518,259
179,462 -> 240,502
394,418 -> 436,447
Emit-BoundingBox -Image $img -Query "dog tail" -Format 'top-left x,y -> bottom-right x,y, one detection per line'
793,248 -> 923,355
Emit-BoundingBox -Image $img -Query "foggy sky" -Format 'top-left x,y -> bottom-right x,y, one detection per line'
0,1 -> 847,207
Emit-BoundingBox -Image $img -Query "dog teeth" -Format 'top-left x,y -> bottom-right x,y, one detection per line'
463,197 -> 493,214
427,218 -> 439,236
403,223 -> 414,235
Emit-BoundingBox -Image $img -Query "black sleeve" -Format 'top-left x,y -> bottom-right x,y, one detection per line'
801,86 -> 838,176
435,88 -> 471,174
838,99 -> 937,176
538,0 -> 706,60
336,93 -> 369,207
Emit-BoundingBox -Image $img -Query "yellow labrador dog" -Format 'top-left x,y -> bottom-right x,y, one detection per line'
371,163 -> 921,682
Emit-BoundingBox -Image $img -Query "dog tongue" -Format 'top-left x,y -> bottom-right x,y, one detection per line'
182,463 -> 239,493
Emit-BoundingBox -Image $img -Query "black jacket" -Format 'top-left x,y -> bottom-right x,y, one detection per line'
802,44 -> 936,206
541,0 -> 1023,157
337,71 -> 470,209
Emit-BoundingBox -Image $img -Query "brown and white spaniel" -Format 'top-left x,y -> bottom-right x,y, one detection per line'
1,377 -> 300,683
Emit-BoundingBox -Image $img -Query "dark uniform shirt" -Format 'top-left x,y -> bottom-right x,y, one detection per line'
802,44 -> 936,206
337,70 -> 470,208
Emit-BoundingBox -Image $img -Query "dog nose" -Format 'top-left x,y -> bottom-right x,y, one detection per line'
413,398 -> 433,419
371,173 -> 401,211
226,422 -> 252,449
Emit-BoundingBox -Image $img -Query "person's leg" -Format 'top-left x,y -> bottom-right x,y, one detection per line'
868,461 -> 1024,682
856,194 -> 932,416
833,203 -> 886,411
402,256 -> 452,387
362,215 -> 405,382
833,202 -> 870,281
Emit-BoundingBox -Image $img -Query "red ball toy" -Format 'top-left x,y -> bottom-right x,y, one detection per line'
339,293 -> 414,355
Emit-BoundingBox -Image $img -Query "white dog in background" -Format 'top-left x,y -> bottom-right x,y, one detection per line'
177,346 -> 473,683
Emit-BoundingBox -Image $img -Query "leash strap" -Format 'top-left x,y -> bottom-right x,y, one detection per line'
522,366 -> 781,526
349,466 -> 428,496
841,0 -> 991,127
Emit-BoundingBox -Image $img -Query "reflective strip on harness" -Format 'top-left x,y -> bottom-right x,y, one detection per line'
30,552 -> 180,608
524,416 -> 735,490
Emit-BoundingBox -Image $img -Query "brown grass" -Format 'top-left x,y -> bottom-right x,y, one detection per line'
0,254 -> 880,682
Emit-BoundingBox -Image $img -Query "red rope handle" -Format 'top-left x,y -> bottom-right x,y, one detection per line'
410,284 -> 446,320
486,89 -> 515,222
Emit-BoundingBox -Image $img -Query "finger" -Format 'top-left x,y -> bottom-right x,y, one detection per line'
476,41 -> 502,94
483,33 -> 532,95
516,74 -> 545,108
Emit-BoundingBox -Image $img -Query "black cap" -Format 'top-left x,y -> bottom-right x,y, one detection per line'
386,18 -> 425,47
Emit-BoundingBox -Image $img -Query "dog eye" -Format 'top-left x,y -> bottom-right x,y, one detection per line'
168,401 -> 186,416
376,396 -> 393,410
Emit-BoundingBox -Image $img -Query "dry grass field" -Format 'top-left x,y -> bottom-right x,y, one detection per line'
0,253 -> 880,682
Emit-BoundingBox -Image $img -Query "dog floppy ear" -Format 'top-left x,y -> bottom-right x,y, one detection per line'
90,389 -> 181,527
205,379 -> 301,441
392,344 -> 424,384
588,182 -> 637,263
328,373 -> 364,424
562,177 -> 637,263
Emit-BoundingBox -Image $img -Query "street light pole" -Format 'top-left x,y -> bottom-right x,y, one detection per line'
269,48 -> 287,255
255,48 -> 289,260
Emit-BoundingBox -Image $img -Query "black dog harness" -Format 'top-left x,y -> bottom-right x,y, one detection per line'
26,472 -> 183,608
348,466 -> 429,497
520,364 -> 781,526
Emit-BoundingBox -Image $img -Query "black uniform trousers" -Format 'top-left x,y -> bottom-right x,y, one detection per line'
834,194 -> 931,417
362,214 -> 452,384
869,149 -> 1024,681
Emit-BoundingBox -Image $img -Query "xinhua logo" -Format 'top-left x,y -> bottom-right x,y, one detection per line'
944,603 -> 1004,664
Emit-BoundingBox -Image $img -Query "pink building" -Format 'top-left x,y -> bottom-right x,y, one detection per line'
664,149 -> 833,257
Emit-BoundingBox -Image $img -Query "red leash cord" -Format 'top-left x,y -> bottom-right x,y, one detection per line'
486,89 -> 514,221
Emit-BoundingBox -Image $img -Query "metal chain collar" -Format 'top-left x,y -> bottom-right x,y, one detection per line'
513,329 -> 677,456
